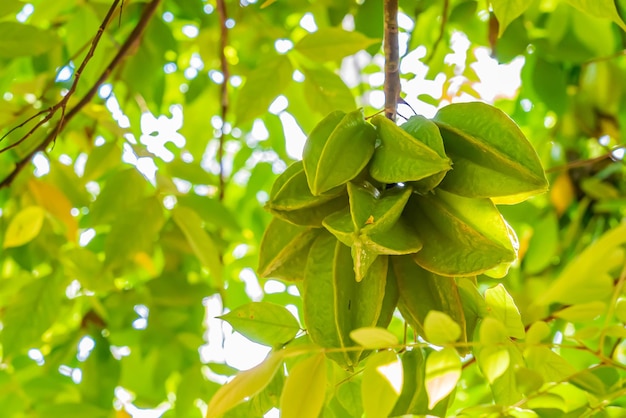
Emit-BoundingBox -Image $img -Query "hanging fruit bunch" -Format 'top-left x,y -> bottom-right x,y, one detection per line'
258,102 -> 548,369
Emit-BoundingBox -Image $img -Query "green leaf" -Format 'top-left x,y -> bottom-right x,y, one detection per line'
303,109 -> 376,195
323,183 -> 420,281
268,161 -> 344,210
350,327 -> 398,349
301,66 -> 356,114
258,217 -> 320,281
491,0 -> 532,36
369,115 -> 451,185
0,1 -> 24,18
3,206 -> 45,248
206,351 -> 284,418
294,27 -> 379,62
484,284 -> 525,339
393,257 -> 468,344
362,350 -> 403,418
537,222 -> 626,305
553,301 -> 607,322
400,115 -> 451,193
303,232 -> 390,368
88,168 -> 148,226
566,0 -> 626,31
219,302 -> 300,347
104,197 -> 165,269
280,353 -> 327,418
1,274 -> 65,357
425,347 -> 461,410
433,102 -> 548,204
0,22 -> 59,57
80,332 -> 120,408
406,190 -> 518,277
235,55 -> 293,124
424,311 -> 462,345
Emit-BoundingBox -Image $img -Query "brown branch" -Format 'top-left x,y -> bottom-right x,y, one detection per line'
0,0 -> 121,153
0,0 -> 162,189
383,0 -> 399,121
216,0 -> 230,201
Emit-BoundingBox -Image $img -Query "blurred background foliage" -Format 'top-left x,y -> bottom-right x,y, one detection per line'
0,0 -> 626,417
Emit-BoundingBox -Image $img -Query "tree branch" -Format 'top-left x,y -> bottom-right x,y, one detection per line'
0,0 -> 162,189
383,0 -> 399,121
217,0 -> 230,201
0,0 -> 122,152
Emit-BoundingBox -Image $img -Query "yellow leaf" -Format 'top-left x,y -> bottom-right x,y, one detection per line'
549,173 -> 575,216
280,353 -> 326,418
3,206 -> 46,248
28,179 -> 77,241
206,351 -> 284,418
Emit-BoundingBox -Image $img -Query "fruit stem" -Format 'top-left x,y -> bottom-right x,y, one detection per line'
383,0 -> 399,121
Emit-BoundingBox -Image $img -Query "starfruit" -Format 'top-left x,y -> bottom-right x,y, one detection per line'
404,189 -> 518,277
323,182 -> 421,281
369,115 -> 451,185
266,161 -> 348,227
303,231 -> 392,369
401,115 -> 450,193
392,256 -> 468,348
433,102 -> 548,204
258,217 -> 320,281
303,109 -> 376,196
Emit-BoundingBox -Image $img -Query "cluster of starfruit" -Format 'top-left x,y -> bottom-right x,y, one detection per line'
258,102 -> 548,369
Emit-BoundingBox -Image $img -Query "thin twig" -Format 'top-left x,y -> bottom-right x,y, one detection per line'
0,0 -> 162,189
546,144 -> 625,173
216,0 -> 230,201
383,0 -> 399,121
425,0 -> 449,65
0,0 -> 122,153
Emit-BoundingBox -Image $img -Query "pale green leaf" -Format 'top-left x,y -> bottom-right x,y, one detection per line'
350,327 -> 398,349
526,393 -> 566,411
0,22 -> 59,57
424,311 -> 461,345
485,284 -> 525,339
219,302 -> 300,347
295,28 -> 379,62
280,353 -> 327,418
538,223 -> 626,305
206,351 -> 284,418
524,346 -> 577,382
479,317 -> 509,344
491,0 -> 532,36
477,346 -> 510,384
425,347 -> 461,410
235,56 -> 293,124
172,205 -> 223,283
301,66 -> 356,114
566,0 -> 626,31
362,350 -> 403,418
554,301 -> 607,322
3,206 -> 45,248
525,321 -> 551,345
615,299 -> 626,323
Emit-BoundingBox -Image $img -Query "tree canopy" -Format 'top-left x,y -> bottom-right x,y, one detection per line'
1,0 -> 626,417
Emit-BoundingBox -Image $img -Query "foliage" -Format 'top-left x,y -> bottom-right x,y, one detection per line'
0,0 -> 626,417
